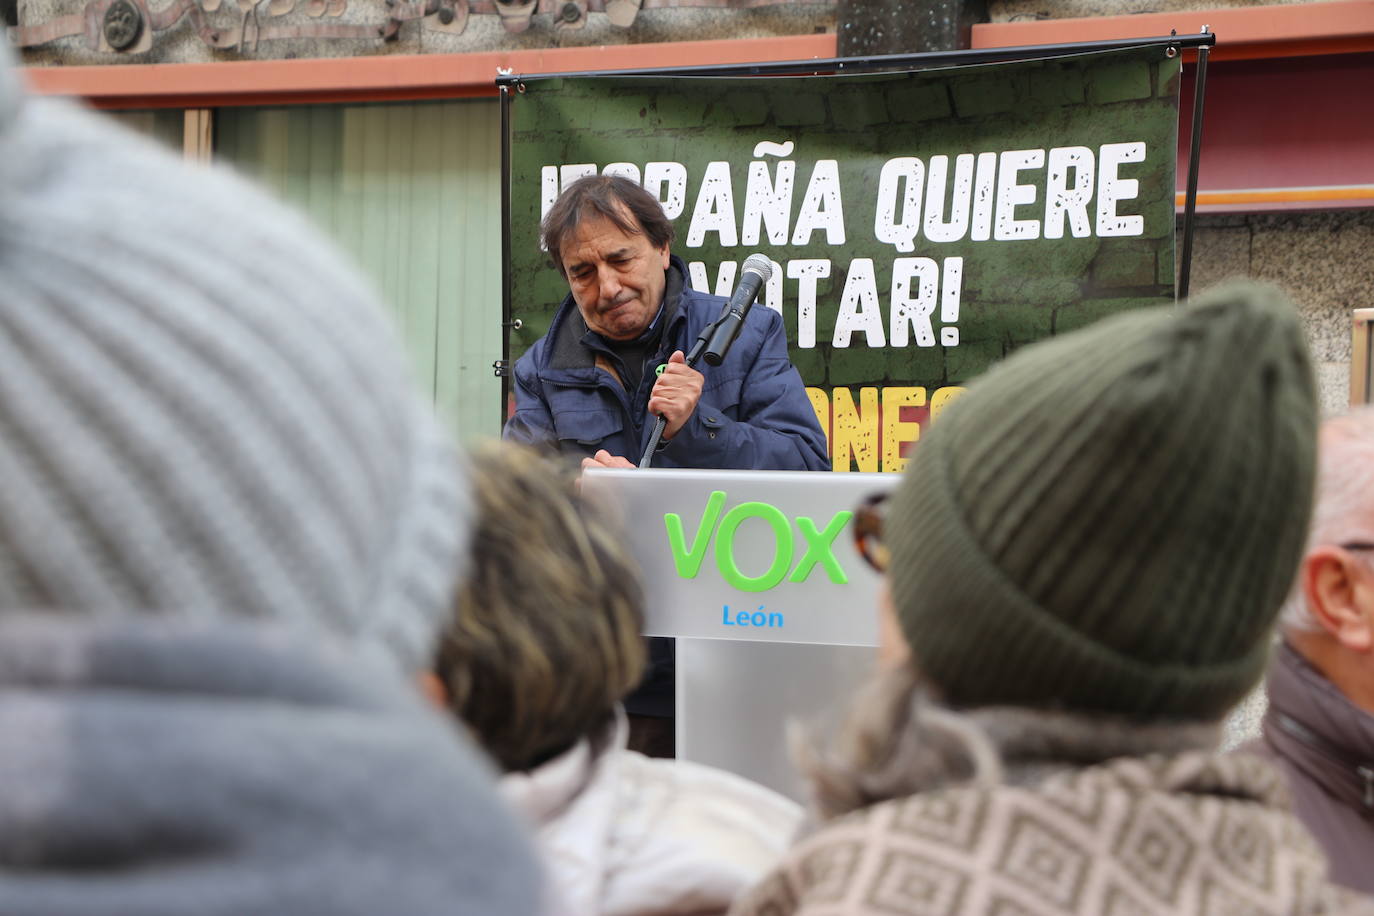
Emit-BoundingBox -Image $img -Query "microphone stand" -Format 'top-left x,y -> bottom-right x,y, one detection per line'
638,258 -> 770,468
637,321 -> 717,468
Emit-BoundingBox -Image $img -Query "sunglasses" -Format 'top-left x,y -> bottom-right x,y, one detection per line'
849,520 -> 1374,577
853,491 -> 889,573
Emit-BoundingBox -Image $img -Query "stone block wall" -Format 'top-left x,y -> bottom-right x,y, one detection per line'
990,0 -> 1346,22
1187,210 -> 1374,418
1197,209 -> 1374,748
13,0 -> 835,65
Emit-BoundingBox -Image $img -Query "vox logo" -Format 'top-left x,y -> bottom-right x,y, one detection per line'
663,490 -> 853,592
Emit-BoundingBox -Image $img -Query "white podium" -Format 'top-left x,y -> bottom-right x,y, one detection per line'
582,468 -> 901,800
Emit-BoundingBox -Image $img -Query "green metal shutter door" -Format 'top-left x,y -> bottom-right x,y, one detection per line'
216,100 -> 502,444
104,109 -> 184,149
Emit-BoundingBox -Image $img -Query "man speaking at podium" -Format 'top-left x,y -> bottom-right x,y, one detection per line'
503,175 -> 830,473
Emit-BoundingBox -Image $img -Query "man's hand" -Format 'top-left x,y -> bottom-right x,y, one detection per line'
581,449 -> 636,471
648,350 -> 704,440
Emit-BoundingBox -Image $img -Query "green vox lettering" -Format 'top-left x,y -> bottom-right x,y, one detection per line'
788,512 -> 853,584
664,490 -> 727,578
717,502 -> 792,591
662,490 -> 852,592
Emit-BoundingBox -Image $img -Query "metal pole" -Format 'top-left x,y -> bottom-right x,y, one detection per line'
1178,30 -> 1210,301
495,32 -> 1216,85
498,83 -> 513,431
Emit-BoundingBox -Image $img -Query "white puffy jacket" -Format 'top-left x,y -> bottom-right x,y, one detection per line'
500,712 -> 802,916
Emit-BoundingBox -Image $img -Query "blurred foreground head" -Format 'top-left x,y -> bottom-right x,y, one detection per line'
0,50 -> 542,916
886,281 -> 1317,720
0,49 -> 468,670
436,441 -> 647,772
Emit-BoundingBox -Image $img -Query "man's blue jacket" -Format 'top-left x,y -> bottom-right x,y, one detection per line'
504,257 -> 830,471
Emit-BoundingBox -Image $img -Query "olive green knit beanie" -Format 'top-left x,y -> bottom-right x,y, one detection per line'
886,281 -> 1317,720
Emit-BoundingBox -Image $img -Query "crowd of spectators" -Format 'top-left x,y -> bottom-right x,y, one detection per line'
3,38 -> 1374,916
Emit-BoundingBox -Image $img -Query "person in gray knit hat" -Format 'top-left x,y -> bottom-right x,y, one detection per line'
0,47 -> 540,915
734,283 -> 1374,916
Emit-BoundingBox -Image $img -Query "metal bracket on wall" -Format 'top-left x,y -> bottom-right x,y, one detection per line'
1351,310 -> 1374,406
492,359 -> 511,378
494,0 -> 535,33
603,0 -> 637,28
553,0 -> 585,30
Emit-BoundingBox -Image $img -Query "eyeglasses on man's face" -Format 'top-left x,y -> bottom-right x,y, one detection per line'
853,491 -> 889,574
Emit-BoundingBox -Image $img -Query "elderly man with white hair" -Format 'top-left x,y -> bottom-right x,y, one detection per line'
1263,405 -> 1374,895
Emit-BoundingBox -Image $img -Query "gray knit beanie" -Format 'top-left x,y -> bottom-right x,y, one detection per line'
0,49 -> 469,671
886,281 -> 1317,721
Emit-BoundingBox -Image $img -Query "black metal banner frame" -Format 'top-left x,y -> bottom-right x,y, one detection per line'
496,31 -> 1216,427
1178,34 -> 1211,300
497,81 -> 514,425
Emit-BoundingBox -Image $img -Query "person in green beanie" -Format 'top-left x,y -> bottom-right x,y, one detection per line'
732,282 -> 1374,916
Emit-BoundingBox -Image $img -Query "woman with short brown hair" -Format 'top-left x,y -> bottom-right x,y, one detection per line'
435,442 -> 801,916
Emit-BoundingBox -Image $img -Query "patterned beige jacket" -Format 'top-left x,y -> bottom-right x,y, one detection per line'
732,751 -> 1374,916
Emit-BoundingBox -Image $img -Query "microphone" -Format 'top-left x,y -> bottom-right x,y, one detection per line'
703,254 -> 773,367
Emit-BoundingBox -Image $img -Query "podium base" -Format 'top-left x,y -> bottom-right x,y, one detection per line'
676,638 -> 875,801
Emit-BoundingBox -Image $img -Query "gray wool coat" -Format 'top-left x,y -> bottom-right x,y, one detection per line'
0,615 -> 543,916
1261,640 -> 1374,896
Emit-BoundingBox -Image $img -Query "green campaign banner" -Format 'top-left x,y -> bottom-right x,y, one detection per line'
507,47 -> 1182,471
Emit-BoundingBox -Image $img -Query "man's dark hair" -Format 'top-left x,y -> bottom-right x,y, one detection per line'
541,175 -> 675,275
